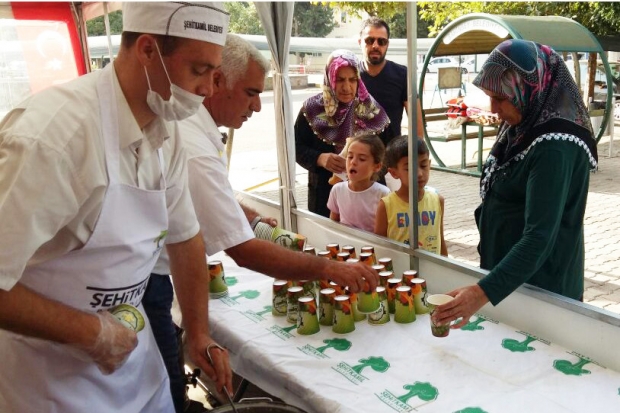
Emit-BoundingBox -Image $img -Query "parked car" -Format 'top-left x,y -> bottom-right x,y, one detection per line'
462,57 -> 488,74
426,56 -> 467,74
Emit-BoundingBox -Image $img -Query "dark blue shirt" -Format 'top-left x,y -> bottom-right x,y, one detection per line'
360,60 -> 408,147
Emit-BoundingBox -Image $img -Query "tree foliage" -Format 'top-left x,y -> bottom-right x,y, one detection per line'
85,10 -> 123,36
293,3 -> 336,37
418,2 -> 620,37
333,2 -> 620,38
225,2 -> 263,35
225,2 -> 336,38
328,2 -> 405,19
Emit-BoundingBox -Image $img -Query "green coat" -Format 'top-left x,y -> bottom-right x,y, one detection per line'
476,136 -> 591,305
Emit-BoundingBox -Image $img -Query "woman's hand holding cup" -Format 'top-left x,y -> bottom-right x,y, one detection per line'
318,153 -> 346,174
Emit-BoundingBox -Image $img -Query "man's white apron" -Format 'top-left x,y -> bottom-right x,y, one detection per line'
0,65 -> 174,413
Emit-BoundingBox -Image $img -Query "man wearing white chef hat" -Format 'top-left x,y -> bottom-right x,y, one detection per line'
0,2 -> 230,413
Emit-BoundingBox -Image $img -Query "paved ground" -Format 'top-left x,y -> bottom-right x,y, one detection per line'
249,138 -> 620,315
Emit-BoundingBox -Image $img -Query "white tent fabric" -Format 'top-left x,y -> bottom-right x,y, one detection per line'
254,2 -> 297,232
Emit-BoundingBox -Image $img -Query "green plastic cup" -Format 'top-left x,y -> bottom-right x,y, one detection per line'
378,257 -> 394,272
411,278 -> 429,315
297,297 -> 320,335
272,280 -> 290,316
286,286 -> 304,324
394,286 -> 416,324
319,288 -> 336,326
427,294 -> 454,337
208,261 -> 228,296
348,292 -> 367,321
368,287 -> 390,325
357,283 -> 380,314
332,295 -> 355,334
386,278 -> 401,314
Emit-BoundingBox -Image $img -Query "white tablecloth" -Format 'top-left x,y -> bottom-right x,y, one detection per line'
208,252 -> 620,413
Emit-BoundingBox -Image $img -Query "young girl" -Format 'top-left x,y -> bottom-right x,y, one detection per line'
327,134 -> 390,231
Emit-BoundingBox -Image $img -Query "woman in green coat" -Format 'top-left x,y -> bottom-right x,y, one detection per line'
433,39 -> 598,329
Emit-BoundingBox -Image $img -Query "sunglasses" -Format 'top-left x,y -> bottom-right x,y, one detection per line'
364,36 -> 388,47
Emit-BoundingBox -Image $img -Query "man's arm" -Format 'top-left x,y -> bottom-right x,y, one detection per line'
167,232 -> 232,393
402,100 -> 424,138
226,238 -> 378,293
0,283 -> 137,373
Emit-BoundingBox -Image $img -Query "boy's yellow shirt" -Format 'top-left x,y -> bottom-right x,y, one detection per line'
381,188 -> 442,254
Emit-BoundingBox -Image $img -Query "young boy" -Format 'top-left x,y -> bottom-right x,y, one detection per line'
374,136 -> 448,256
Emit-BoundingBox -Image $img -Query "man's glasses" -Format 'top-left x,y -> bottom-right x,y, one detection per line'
364,37 -> 388,47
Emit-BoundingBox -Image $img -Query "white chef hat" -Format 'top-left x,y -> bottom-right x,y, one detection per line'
123,2 -> 229,46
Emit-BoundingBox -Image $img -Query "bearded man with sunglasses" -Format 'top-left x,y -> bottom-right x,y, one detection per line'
358,17 -> 423,147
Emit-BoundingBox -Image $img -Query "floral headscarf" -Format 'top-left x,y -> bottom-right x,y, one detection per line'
473,39 -> 598,199
302,49 -> 389,150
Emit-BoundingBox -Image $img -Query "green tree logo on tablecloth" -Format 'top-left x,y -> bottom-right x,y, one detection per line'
351,356 -> 390,375
396,382 -> 438,404
502,335 -> 538,353
240,304 -> 273,323
316,338 -> 352,354
461,316 -> 488,331
298,337 -> 351,359
225,276 -> 238,286
453,408 -> 488,413
501,331 -> 549,353
254,305 -> 272,317
376,381 -> 439,411
554,356 -> 592,376
280,324 -> 297,333
230,290 -> 260,301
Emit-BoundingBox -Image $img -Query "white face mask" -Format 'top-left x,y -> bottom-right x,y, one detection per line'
144,43 -> 204,121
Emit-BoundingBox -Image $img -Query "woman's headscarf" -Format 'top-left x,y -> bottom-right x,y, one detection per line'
473,39 -> 598,199
302,49 -> 389,150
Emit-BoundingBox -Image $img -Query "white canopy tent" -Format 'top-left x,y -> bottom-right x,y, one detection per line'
254,2 -> 298,232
